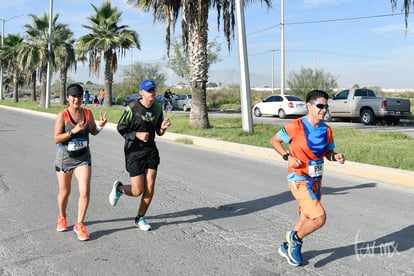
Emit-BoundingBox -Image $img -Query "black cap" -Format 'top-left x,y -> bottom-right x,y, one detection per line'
67,84 -> 84,96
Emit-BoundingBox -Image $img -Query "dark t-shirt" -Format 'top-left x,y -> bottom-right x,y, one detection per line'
117,100 -> 163,155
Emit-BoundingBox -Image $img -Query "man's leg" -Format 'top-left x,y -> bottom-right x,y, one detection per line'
137,169 -> 157,217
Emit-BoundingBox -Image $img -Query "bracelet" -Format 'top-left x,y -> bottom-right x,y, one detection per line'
96,124 -> 103,132
68,130 -> 74,137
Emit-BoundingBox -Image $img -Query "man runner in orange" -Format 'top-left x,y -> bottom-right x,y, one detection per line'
270,89 -> 345,266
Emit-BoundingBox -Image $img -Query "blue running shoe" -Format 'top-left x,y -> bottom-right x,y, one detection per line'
109,181 -> 123,206
278,242 -> 300,266
286,231 -> 303,266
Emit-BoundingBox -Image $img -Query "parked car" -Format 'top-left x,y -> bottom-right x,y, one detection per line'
123,94 -> 141,106
325,88 -> 411,125
154,94 -> 174,111
252,95 -> 307,118
154,94 -> 166,105
172,94 -> 192,111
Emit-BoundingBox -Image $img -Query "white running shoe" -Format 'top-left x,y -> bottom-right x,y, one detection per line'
109,181 -> 122,206
134,216 -> 152,231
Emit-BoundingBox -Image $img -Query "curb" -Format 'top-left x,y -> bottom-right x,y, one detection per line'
2,105 -> 413,187
160,132 -> 414,188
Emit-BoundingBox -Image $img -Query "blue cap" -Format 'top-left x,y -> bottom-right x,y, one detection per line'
139,80 -> 156,91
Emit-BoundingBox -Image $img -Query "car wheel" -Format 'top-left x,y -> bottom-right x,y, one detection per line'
254,107 -> 262,117
183,104 -> 188,112
324,111 -> 332,122
278,109 -> 286,119
360,109 -> 376,125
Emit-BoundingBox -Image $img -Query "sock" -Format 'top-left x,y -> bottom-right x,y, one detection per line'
116,183 -> 123,193
293,232 -> 302,243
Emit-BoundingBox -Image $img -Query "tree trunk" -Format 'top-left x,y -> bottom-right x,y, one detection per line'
31,71 -> 37,101
188,0 -> 210,129
12,71 -> 19,103
59,65 -> 67,105
39,66 -> 47,108
103,50 -> 113,108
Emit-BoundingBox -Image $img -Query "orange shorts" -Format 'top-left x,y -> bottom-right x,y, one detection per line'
288,179 -> 325,219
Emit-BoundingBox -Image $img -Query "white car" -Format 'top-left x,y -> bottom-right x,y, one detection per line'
252,95 -> 307,118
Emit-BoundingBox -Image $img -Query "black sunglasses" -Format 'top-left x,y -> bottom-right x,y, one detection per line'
310,101 -> 329,110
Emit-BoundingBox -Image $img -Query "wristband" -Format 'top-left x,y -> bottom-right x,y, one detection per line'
96,124 -> 103,132
68,130 -> 74,137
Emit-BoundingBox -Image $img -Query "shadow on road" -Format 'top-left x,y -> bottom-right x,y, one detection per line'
304,224 -> 414,267
85,183 -> 376,239
149,182 -> 377,228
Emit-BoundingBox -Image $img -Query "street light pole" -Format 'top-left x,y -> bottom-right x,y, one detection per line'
280,0 -> 285,96
45,0 -> 53,108
0,14 -> 24,100
235,0 -> 253,134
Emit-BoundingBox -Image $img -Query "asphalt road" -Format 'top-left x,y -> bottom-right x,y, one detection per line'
1,107 -> 414,276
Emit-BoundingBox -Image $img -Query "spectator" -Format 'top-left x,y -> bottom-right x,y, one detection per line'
98,89 -> 105,106
84,90 -> 90,105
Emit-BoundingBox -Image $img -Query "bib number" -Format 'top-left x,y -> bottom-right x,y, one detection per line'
67,137 -> 88,157
308,160 -> 324,177
68,138 -> 88,151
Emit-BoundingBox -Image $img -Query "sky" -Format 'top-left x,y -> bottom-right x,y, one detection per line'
2,0 -> 414,89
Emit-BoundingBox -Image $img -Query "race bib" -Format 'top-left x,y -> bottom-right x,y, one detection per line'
308,159 -> 324,177
68,137 -> 88,152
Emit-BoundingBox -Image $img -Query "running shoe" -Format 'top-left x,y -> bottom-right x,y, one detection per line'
286,231 -> 303,265
134,216 -> 152,231
73,222 -> 89,241
56,215 -> 68,232
278,242 -> 300,266
109,180 -> 123,206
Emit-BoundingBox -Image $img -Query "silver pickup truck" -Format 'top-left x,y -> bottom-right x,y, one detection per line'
325,88 -> 411,125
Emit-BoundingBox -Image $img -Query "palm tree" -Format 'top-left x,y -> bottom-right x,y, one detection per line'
0,34 -> 24,103
54,25 -> 76,105
127,0 -> 272,129
20,13 -> 67,108
391,0 -> 413,28
76,1 -> 140,107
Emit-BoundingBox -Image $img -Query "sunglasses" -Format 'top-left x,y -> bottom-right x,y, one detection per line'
311,101 -> 329,110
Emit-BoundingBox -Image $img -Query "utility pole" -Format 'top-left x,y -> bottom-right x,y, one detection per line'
280,0 -> 285,96
235,0 -> 253,134
45,0 -> 53,108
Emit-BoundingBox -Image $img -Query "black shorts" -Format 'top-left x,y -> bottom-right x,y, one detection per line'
125,147 -> 160,177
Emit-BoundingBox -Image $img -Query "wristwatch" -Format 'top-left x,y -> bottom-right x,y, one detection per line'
282,153 -> 289,161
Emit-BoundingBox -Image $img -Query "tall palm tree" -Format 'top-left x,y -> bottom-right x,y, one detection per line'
0,34 -> 24,103
127,0 -> 272,129
54,25 -> 76,105
20,13 -> 67,108
76,1 -> 140,107
391,0 -> 413,28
